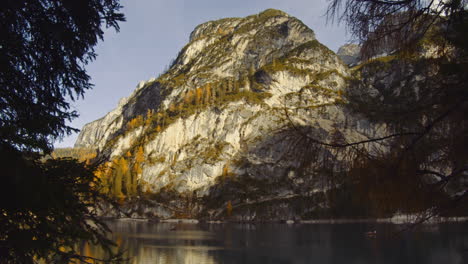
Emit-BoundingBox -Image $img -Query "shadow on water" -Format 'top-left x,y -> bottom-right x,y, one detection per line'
78,221 -> 468,264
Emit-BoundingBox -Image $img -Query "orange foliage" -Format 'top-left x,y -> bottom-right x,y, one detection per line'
184,90 -> 194,105
135,146 -> 145,164
146,109 -> 153,119
222,162 -> 230,177
145,109 -> 154,126
127,115 -> 144,130
204,84 -> 212,104
196,87 -> 203,105
216,27 -> 226,35
50,147 -> 96,163
226,200 -> 233,217
169,103 -> 177,113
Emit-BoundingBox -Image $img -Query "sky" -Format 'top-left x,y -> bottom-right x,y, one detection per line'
54,0 -> 349,148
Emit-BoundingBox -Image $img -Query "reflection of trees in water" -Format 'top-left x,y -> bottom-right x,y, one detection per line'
79,221 -> 468,264
78,222 -> 218,263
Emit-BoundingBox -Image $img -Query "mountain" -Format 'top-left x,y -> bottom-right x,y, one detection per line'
336,43 -> 360,66
76,9 -> 388,220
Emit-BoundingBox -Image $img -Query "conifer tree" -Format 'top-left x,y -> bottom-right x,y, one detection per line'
132,146 -> 145,195
94,164 -> 110,195
112,159 -> 125,199
226,201 -> 233,217
204,83 -> 212,104
145,109 -> 153,126
318,0 -> 468,219
169,103 -> 177,114
222,162 -> 230,178
184,90 -> 195,105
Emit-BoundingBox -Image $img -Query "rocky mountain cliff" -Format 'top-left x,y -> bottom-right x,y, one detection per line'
337,43 -> 360,65
76,9 -> 388,220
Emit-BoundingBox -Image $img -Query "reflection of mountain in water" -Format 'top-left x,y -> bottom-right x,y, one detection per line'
78,221 -> 219,264
134,246 -> 217,264
77,221 -> 468,264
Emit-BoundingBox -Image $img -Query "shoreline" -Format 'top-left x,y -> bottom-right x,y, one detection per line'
104,216 -> 468,225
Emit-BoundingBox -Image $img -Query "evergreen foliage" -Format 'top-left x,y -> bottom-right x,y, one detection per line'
0,0 -> 125,262
0,0 -> 124,153
0,145 -> 122,263
321,1 -> 468,218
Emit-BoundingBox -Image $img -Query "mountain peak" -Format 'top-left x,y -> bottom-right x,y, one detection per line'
257,8 -> 289,17
189,9 -> 296,43
75,10 -> 349,199
171,9 -> 317,91
75,10 -> 344,150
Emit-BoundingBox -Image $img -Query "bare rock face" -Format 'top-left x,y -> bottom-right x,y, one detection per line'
337,43 -> 361,66
75,9 -> 384,220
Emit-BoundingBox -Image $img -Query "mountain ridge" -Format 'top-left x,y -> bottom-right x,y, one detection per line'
75,9 -> 385,220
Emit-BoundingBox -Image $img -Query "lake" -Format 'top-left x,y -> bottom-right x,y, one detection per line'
79,220 -> 468,264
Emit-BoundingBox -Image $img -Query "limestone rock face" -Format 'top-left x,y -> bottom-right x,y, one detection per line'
75,9 -> 383,220
74,96 -> 127,149
337,43 -> 361,66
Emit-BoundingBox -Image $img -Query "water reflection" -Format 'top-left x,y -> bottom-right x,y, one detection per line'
79,221 -> 468,264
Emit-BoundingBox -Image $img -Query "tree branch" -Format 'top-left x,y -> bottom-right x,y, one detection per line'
282,106 -> 420,148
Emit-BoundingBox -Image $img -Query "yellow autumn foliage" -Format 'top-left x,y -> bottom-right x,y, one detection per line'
127,115 -> 144,130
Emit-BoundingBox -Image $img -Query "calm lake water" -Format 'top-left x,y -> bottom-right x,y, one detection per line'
79,220 -> 468,264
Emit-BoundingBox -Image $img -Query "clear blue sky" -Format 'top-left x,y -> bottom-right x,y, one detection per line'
54,0 -> 349,148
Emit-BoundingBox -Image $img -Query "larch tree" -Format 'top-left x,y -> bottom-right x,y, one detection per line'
132,146 -> 145,195
204,83 -> 212,104
184,90 -> 195,105
196,87 -> 204,105
327,0 -> 468,59
307,0 -> 468,219
226,200 -> 233,217
112,159 -> 124,199
122,155 -> 132,196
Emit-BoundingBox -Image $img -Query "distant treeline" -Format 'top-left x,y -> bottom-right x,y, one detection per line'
49,147 -> 97,162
